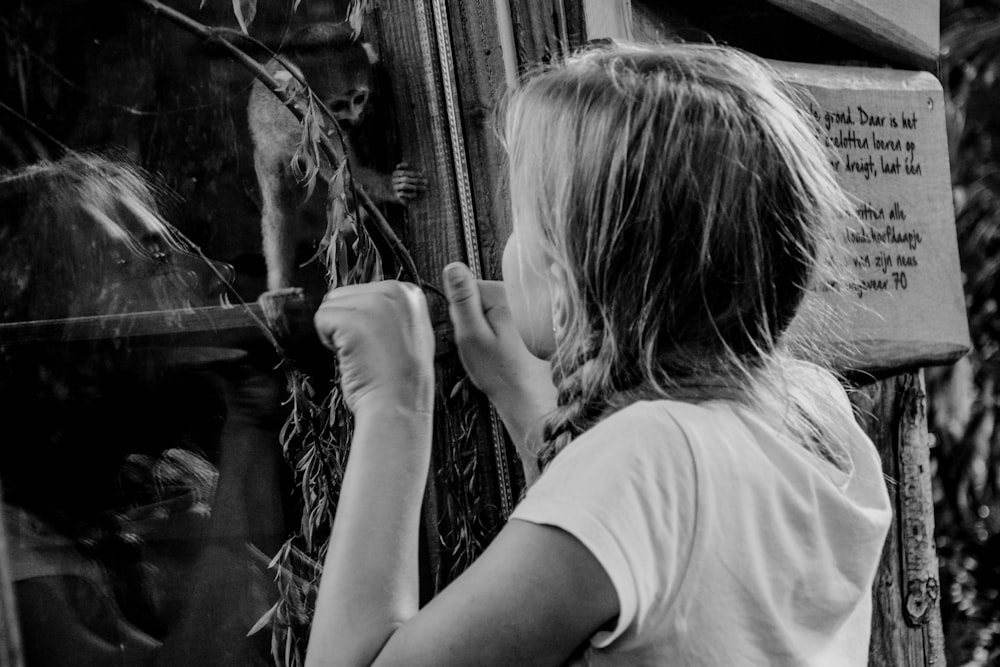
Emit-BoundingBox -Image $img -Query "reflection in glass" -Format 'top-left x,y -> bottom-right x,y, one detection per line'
0,154 -> 284,666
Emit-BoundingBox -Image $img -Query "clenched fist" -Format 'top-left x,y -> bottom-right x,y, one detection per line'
314,280 -> 435,417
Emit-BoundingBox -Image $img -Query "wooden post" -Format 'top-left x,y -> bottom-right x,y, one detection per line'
851,373 -> 946,666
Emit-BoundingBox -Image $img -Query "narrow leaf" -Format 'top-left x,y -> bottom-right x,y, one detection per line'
247,601 -> 280,636
232,0 -> 257,34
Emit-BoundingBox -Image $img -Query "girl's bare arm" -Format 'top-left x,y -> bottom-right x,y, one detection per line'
306,280 -> 616,667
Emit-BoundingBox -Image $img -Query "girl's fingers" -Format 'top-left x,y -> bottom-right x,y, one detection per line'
443,263 -> 493,348
313,281 -> 434,414
315,282 -> 430,349
314,292 -> 377,350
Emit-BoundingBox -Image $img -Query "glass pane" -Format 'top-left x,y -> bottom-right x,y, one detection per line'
0,2 -> 358,664
0,153 -> 290,666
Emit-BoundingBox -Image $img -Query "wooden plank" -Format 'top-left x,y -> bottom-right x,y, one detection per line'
850,372 -> 946,666
0,304 -> 272,345
442,0 -> 529,536
444,0 -> 512,279
774,62 -> 970,374
371,0 -> 522,588
767,0 -> 939,69
371,0 -> 470,322
407,0 -> 592,582
0,299 -> 458,362
507,0 -> 587,71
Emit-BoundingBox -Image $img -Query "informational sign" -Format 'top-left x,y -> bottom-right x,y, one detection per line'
774,61 -> 970,373
767,0 -> 939,67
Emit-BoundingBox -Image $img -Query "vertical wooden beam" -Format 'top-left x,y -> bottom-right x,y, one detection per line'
443,0 -> 511,279
582,0 -> 633,40
506,0 -> 587,71
441,0 -> 527,535
850,372 -> 946,666
370,0 -> 471,593
370,0 -> 537,590
371,0 -> 469,307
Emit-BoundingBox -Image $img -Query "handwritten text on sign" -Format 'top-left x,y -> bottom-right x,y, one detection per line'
808,101 -> 929,298
773,62 -> 969,371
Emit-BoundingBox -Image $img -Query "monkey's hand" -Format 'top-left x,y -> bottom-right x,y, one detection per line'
390,162 -> 427,205
258,287 -> 306,340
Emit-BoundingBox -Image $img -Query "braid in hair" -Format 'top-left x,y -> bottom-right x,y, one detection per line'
538,356 -> 610,469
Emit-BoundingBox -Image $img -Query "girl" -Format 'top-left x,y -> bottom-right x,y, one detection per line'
309,41 -> 892,666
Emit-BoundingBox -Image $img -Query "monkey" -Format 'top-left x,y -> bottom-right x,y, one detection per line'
247,22 -> 425,326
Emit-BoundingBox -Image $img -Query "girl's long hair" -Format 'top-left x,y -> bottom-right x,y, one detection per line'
502,42 -> 858,473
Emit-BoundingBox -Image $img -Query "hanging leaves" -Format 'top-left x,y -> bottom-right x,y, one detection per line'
232,0 -> 257,34
258,364 -> 354,667
289,93 -> 324,200
435,378 -> 489,583
346,0 -> 375,38
260,55 -> 385,663
324,196 -> 353,289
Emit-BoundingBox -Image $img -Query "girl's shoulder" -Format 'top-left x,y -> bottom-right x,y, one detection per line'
561,366 -> 864,479
549,360 -> 871,485
571,399 -> 697,454
543,399 -> 711,486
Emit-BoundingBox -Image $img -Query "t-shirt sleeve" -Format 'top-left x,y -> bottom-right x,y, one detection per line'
509,402 -> 698,649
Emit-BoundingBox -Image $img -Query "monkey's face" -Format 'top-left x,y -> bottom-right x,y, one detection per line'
327,87 -> 370,126
299,43 -> 375,128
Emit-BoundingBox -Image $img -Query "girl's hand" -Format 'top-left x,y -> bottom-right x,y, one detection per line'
443,262 -> 556,475
313,280 -> 435,417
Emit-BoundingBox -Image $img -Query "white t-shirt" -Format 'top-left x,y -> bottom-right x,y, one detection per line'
510,374 -> 892,666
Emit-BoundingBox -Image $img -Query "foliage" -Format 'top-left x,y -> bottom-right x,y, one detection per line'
240,22 -> 379,667
437,377 -> 488,583
251,367 -> 354,667
931,1 -> 1000,664
167,3 -> 389,665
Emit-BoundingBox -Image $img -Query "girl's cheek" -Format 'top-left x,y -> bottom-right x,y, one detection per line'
517,282 -> 556,359
501,231 -> 556,357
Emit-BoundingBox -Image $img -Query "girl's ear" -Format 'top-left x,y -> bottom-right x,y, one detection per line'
548,262 -> 572,339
